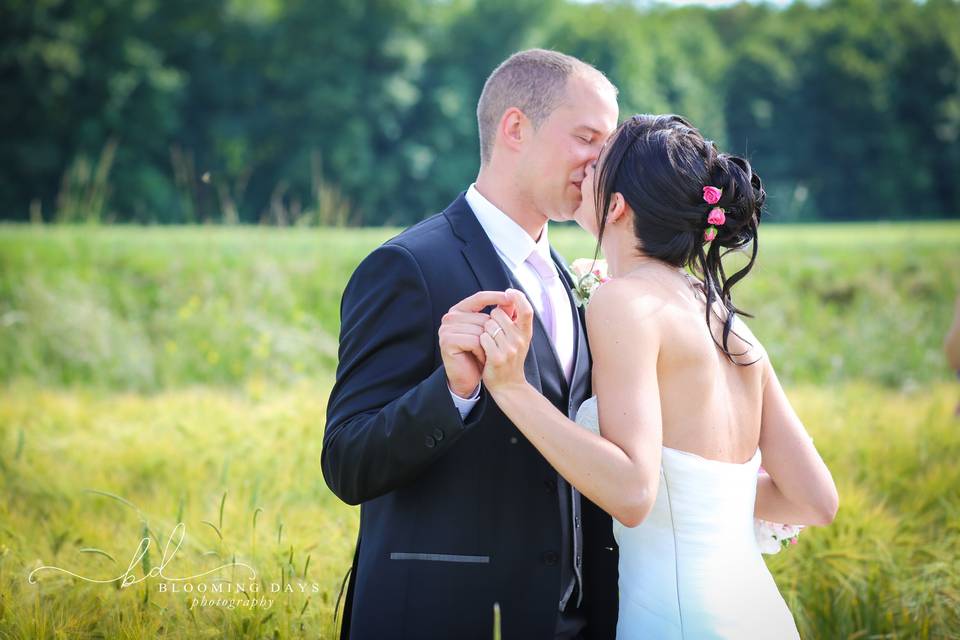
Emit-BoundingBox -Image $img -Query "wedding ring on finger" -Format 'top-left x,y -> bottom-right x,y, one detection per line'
489,325 -> 503,339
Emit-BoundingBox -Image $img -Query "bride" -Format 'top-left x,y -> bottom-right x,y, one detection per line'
477,114 -> 839,639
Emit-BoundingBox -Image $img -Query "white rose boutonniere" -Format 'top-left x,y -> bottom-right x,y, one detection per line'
569,258 -> 611,307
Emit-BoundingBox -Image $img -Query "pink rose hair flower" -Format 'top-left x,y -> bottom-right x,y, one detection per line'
702,188 -> 725,242
702,186 -> 722,204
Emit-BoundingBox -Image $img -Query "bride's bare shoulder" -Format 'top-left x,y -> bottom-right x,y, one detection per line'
725,312 -> 770,368
585,277 -> 667,332
584,277 -> 665,371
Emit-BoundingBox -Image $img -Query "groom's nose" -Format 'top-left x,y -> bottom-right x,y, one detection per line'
584,144 -> 604,167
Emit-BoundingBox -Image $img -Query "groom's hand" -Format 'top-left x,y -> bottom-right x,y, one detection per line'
440,291 -> 510,397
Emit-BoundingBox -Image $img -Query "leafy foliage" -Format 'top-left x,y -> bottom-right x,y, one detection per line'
2,0 -> 959,224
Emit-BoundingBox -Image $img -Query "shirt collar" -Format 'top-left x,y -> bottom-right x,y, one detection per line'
465,183 -> 552,270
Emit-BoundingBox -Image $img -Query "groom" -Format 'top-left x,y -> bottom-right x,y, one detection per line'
323,49 -> 619,639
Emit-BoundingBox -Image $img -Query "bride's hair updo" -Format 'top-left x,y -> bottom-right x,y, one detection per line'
593,114 -> 765,364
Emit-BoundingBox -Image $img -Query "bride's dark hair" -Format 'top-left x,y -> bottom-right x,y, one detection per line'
593,114 -> 765,364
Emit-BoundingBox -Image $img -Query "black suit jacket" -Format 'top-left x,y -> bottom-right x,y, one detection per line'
322,193 -> 618,639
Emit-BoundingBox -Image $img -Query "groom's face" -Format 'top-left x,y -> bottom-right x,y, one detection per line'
523,74 -> 618,222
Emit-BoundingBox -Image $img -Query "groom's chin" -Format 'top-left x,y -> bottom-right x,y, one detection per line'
551,202 -> 580,223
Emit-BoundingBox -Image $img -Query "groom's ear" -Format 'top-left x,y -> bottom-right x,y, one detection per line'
499,107 -> 528,153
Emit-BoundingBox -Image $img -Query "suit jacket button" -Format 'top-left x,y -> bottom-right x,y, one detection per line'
425,435 -> 436,448
509,436 -> 518,445
542,551 -> 559,566
432,428 -> 444,441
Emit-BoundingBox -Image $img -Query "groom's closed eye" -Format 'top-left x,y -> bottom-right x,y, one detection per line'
575,125 -> 606,142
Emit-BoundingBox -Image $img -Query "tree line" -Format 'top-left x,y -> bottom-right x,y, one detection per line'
2,0 -> 958,225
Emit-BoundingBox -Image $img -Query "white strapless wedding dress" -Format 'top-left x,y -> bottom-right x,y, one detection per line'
575,396 -> 800,640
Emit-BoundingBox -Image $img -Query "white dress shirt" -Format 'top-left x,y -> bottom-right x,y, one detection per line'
449,184 -> 578,419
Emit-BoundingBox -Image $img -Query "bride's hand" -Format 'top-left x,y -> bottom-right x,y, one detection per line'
479,288 -> 533,392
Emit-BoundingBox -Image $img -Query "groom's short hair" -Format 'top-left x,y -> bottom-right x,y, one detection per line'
477,49 -> 614,164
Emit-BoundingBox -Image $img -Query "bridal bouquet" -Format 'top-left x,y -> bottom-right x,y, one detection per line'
568,258 -> 611,307
755,519 -> 804,554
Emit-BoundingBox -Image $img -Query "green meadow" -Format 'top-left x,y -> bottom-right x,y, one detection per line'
1,222 -> 959,638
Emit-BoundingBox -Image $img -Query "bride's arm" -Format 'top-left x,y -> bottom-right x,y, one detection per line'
480,284 -> 664,528
754,358 -> 839,525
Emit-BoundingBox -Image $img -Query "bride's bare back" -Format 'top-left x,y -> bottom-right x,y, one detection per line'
633,266 -> 766,463
586,263 -> 838,526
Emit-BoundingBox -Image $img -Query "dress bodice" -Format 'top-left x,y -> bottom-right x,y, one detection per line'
574,396 -> 799,639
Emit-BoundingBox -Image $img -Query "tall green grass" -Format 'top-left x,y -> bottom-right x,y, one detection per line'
0,379 -> 354,639
763,384 -> 960,638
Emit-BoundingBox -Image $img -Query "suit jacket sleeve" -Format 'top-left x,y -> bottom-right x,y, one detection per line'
322,243 -> 488,505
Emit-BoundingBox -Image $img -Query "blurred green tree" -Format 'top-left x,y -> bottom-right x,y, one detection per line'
1,0 -> 958,224
0,0 -> 185,222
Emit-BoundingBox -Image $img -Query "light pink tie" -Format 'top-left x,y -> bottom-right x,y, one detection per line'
525,250 -> 558,344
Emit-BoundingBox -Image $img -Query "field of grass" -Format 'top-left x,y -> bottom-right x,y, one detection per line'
1,222 -> 959,638
2,223 -> 957,390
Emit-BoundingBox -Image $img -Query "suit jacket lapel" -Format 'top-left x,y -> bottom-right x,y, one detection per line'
445,193 -> 544,395
446,194 -> 512,295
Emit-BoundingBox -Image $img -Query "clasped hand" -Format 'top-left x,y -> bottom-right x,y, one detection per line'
439,288 -> 534,396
